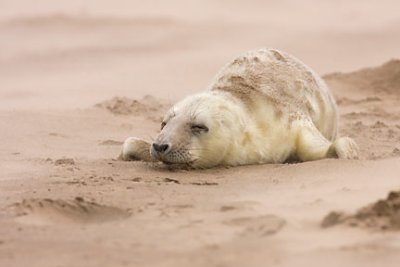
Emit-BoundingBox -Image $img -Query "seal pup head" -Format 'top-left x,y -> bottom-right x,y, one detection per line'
150,92 -> 243,168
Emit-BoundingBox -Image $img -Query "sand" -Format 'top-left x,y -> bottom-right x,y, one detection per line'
1,1 -> 400,266
322,190 -> 400,230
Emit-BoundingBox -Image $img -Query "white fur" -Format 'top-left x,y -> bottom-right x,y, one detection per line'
121,48 -> 359,168
166,91 -> 296,167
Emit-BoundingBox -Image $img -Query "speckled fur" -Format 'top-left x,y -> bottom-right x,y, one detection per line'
211,48 -> 338,140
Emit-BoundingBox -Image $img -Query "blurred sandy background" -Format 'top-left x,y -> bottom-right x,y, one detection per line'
1,1 -> 400,267
1,0 -> 400,109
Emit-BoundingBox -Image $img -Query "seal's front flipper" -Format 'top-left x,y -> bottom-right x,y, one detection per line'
119,137 -> 155,162
296,125 -> 333,162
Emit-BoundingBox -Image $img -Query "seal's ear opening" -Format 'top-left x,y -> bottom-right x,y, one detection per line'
219,119 -> 232,128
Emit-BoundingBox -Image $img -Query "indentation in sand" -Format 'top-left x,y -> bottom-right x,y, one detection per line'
9,197 -> 131,225
224,215 -> 286,237
54,158 -> 75,165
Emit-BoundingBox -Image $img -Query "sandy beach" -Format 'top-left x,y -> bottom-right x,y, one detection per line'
1,1 -> 400,266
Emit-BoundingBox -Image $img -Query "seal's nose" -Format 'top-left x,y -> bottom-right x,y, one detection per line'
152,143 -> 170,153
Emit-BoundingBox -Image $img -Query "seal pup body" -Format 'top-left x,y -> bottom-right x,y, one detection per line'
121,48 -> 358,168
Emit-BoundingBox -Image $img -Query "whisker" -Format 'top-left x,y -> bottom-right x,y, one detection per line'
147,135 -> 156,142
187,147 -> 213,152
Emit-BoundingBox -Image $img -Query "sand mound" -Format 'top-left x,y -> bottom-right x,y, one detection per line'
324,59 -> 400,160
10,197 -> 131,225
95,95 -> 167,121
322,190 -> 400,231
324,59 -> 400,95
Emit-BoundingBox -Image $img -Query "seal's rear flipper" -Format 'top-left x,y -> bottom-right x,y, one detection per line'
330,137 -> 359,160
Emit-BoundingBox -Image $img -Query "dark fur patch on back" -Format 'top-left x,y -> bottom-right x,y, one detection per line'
213,74 -> 284,117
210,48 -> 330,125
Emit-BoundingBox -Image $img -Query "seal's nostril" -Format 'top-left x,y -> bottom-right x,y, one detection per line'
152,143 -> 169,153
159,144 -> 169,152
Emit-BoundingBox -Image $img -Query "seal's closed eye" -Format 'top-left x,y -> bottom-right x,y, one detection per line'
190,124 -> 209,134
161,122 -> 166,130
